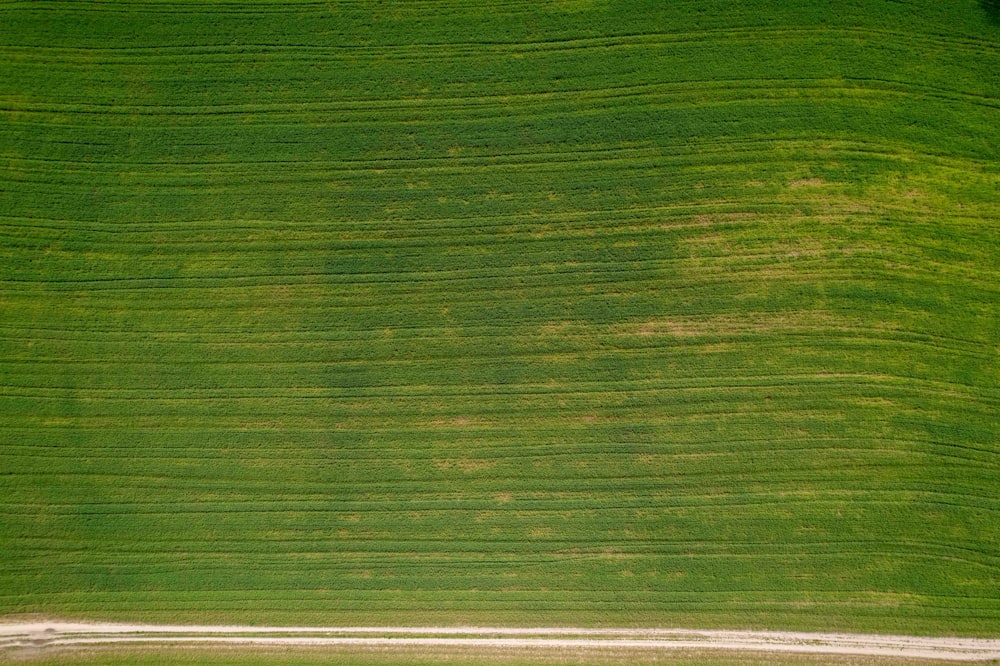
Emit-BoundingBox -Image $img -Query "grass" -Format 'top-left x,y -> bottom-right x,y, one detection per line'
1,0 -> 998,640
0,645 -> 957,666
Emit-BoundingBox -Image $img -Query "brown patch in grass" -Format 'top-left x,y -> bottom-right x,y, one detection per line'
622,310 -> 863,338
852,397 -> 897,407
635,320 -> 699,337
692,211 -> 756,225
789,178 -> 827,188
457,458 -> 495,473
434,458 -> 496,473
423,416 -> 485,428
660,211 -> 756,231
539,320 -> 573,335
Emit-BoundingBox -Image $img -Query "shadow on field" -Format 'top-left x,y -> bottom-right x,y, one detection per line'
981,0 -> 1000,23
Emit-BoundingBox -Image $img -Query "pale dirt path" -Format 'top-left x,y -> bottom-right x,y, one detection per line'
1,622 -> 999,662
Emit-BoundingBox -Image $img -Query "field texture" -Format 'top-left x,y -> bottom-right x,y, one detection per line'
1,0 -> 998,635
1,646 -> 963,666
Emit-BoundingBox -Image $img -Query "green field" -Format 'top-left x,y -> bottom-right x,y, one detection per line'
4,645 -> 956,666
1,0 -> 998,638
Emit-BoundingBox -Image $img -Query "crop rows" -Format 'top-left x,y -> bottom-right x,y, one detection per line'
1,0 -> 998,636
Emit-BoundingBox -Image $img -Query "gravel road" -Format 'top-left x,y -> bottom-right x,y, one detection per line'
2,622 -> 999,661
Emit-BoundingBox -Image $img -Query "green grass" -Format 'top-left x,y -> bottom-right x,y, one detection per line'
2,646 -> 953,666
1,0 -> 998,638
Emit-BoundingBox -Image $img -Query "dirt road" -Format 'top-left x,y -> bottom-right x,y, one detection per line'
2,622 -> 999,661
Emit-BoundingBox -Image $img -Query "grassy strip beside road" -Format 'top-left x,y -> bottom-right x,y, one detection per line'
3,647 -> 963,666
